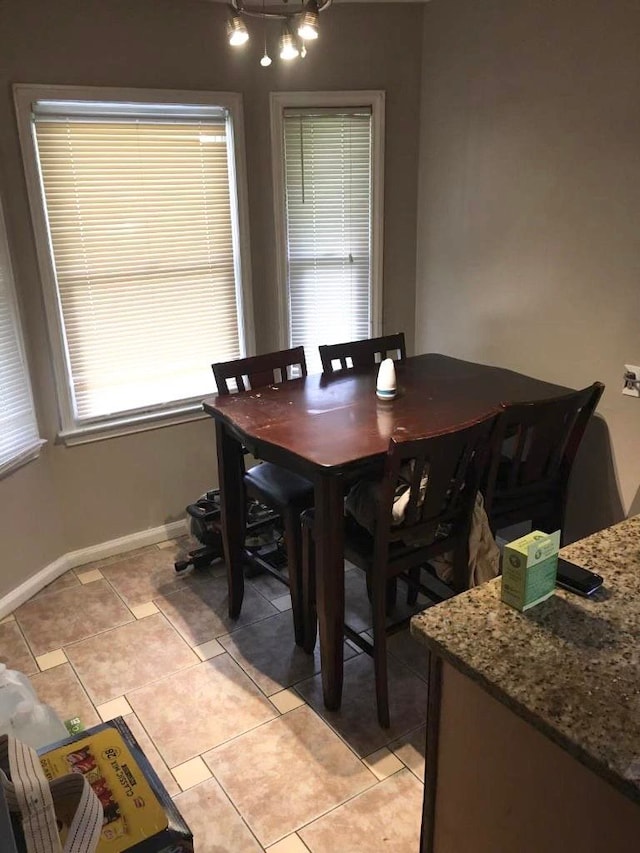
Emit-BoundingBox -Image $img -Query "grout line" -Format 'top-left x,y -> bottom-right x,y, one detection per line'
154,582 -> 283,650
174,759 -> 265,851
267,833 -> 312,852
217,633 -> 321,704
23,574 -> 142,660
193,700 -> 303,765
170,704 -> 288,772
262,756 -> 380,847
406,763 -> 426,783
24,576 -> 81,605
113,655 -> 208,705
291,744 -> 425,841
11,617 -> 40,676
290,768 -> 401,839
28,642 -> 101,733
60,650 -> 102,726
37,613 -> 135,660
387,722 -> 427,779
61,614 -> 202,707
124,711 -> 176,784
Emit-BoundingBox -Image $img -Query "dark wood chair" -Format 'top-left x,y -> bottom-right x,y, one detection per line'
482,382 -> 605,539
301,412 -> 498,727
319,332 -> 406,374
212,347 -> 314,646
318,334 -> 407,611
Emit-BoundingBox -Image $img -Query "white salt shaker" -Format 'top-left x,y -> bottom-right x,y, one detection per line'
376,358 -> 397,400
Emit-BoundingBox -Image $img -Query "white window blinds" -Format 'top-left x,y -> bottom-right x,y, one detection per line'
282,108 -> 372,373
0,201 -> 42,475
32,105 -> 243,424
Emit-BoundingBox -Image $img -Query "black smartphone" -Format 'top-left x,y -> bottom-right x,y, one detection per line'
556,558 -> 603,597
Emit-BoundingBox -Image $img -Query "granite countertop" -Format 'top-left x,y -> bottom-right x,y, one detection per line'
411,515 -> 640,805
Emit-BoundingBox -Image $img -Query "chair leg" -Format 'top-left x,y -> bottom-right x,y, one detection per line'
301,517 -> 317,654
372,573 -> 390,728
451,535 -> 471,595
386,578 -> 398,613
406,567 -> 420,605
282,510 -> 305,647
366,573 -> 398,616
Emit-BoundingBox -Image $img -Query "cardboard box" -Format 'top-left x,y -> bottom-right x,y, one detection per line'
501,529 -> 560,611
37,717 -> 193,853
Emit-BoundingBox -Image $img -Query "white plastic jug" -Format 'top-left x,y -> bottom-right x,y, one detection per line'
0,663 -> 37,732
10,699 -> 68,749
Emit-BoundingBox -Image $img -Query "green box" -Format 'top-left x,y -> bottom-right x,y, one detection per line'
501,530 -> 560,611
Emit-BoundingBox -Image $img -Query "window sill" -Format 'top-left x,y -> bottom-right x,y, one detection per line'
58,403 -> 209,447
0,439 -> 47,481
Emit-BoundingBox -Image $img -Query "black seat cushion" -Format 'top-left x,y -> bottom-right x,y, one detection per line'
245,462 -> 314,511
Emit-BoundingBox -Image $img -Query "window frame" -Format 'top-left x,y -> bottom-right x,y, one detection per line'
0,195 -> 45,478
269,90 -> 385,355
14,84 -> 255,445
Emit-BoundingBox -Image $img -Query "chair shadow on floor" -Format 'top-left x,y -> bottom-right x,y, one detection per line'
169,542 -> 432,757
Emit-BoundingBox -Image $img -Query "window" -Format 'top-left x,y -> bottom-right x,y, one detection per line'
0,197 -> 43,477
14,86 -> 254,443
271,91 -> 384,374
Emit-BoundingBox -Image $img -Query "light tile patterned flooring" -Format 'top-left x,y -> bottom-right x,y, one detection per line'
2,538 -> 430,852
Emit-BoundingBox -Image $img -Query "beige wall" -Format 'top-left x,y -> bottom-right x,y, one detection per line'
416,0 -> 639,540
0,0 -> 423,597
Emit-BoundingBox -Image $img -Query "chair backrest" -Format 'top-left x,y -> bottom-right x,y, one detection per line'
371,414 -> 498,590
212,346 -> 307,395
482,382 -> 605,518
319,333 -> 406,374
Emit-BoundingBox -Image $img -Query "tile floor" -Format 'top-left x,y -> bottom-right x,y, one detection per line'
2,537 -> 431,852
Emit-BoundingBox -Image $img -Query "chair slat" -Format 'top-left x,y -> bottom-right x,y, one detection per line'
319,333 -> 406,374
212,346 -> 307,395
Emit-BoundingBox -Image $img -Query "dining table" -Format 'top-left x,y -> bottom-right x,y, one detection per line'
202,352 -> 572,711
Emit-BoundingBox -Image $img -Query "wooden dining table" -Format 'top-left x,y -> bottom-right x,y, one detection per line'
202,353 -> 571,711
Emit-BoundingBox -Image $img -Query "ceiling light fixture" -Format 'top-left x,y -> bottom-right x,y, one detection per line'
259,0 -> 272,65
279,24 -> 299,61
226,11 -> 249,46
297,0 -> 319,40
226,0 -> 332,65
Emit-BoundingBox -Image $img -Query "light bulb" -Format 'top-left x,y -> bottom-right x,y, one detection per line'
260,52 -> 272,67
226,11 -> 249,46
298,23 -> 318,41
279,28 -> 299,61
298,1 -> 319,40
300,44 -> 307,58
280,42 -> 299,60
229,29 -> 249,46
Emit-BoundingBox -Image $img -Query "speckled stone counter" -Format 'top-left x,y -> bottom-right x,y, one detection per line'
411,515 -> 640,805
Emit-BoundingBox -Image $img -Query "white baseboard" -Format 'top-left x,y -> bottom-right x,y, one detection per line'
0,519 -> 188,620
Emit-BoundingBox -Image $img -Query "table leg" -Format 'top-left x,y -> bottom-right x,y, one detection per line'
314,472 -> 345,710
215,420 -> 245,619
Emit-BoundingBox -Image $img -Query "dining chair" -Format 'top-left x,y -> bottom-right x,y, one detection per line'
301,412 -> 499,727
212,346 -> 314,646
481,382 -> 605,540
318,332 -> 407,609
319,332 -> 406,374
